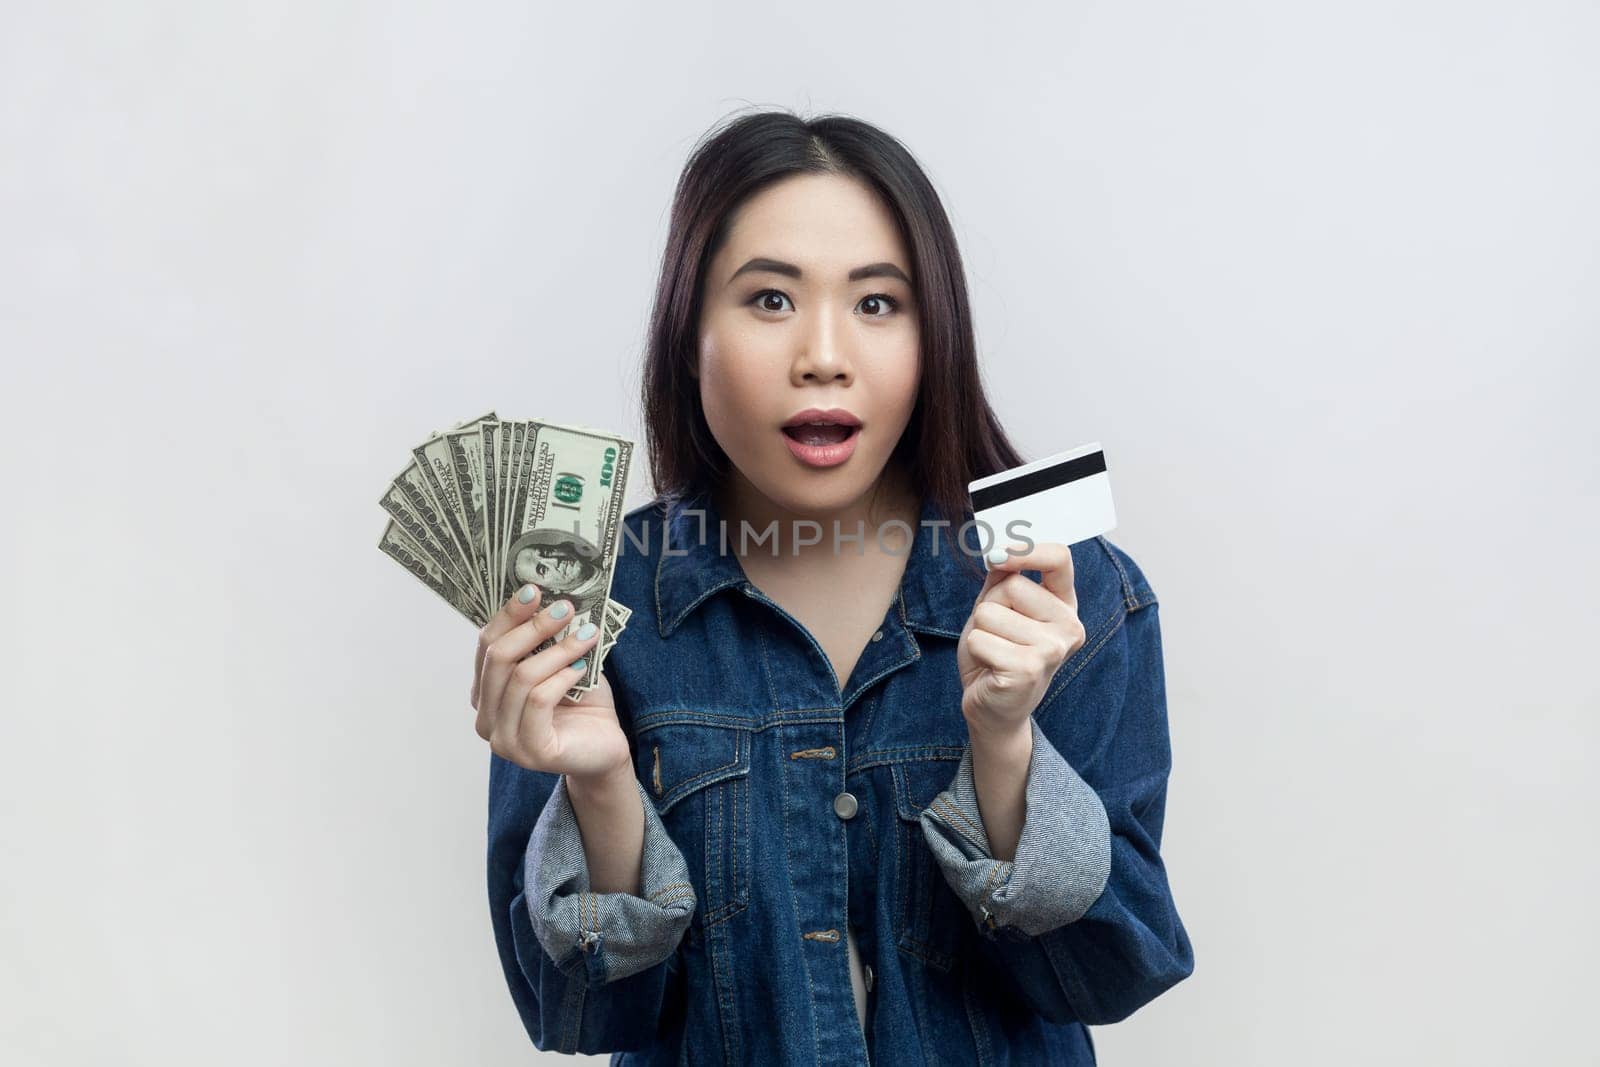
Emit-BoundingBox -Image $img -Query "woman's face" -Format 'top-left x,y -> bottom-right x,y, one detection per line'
697,172 -> 920,518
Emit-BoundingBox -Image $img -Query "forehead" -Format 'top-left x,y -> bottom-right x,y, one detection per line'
715,173 -> 909,278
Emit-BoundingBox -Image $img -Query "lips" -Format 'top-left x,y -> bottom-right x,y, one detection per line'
781,407 -> 861,435
780,407 -> 862,469
782,423 -> 856,446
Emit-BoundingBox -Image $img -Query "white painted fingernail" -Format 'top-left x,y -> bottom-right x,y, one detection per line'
986,546 -> 1009,566
517,584 -> 536,604
575,621 -> 597,641
550,601 -> 570,620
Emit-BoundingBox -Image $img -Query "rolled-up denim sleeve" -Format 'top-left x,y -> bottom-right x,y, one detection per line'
919,716 -> 1111,935
918,594 -> 1194,1026
488,755 -> 696,1054
525,771 -> 697,980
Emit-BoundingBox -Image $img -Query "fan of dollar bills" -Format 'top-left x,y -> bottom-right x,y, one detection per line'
378,411 -> 634,702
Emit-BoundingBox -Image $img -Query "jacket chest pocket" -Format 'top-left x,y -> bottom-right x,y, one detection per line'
891,758 -> 967,972
633,718 -> 753,929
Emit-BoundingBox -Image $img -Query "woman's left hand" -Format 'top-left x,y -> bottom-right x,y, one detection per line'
957,541 -> 1087,740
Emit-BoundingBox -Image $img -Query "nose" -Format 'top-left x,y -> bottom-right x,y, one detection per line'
789,304 -> 853,386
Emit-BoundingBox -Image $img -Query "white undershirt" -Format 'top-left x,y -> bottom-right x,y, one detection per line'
846,925 -> 869,1044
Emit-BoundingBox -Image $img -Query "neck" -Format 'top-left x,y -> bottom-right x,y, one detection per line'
714,465 -> 920,562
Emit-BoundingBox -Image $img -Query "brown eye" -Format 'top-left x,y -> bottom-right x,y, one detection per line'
858,293 -> 899,317
752,290 -> 792,313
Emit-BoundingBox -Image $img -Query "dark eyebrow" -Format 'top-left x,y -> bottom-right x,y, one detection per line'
727,257 -> 912,287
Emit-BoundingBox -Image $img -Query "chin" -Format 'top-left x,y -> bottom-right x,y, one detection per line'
756,468 -> 883,518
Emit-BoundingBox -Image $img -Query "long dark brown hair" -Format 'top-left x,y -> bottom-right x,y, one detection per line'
641,107 -> 1024,537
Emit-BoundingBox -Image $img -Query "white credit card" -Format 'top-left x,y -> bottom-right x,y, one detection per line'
968,442 -> 1117,551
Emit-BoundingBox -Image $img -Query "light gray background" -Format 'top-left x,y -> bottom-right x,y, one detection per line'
3,2 -> 1596,1064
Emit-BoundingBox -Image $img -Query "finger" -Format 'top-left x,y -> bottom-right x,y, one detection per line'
491,664 -> 539,749
486,583 -> 547,644
962,565 -> 1010,640
965,627 -> 1030,676
985,541 -> 1077,613
522,655 -> 596,744
495,622 -> 602,757
979,570 -> 1068,625
970,599 -> 1058,648
479,597 -> 577,728
475,584 -> 543,707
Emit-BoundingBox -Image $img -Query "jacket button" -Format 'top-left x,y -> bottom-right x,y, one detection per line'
870,629 -> 883,642
864,963 -> 874,992
833,791 -> 858,819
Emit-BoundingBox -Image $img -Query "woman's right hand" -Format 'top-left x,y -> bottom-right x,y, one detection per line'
472,584 -> 631,782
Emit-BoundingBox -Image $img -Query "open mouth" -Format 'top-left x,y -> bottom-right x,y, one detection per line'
781,423 -> 858,446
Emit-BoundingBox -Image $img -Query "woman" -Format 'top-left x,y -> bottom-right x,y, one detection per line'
477,110 -> 1193,1064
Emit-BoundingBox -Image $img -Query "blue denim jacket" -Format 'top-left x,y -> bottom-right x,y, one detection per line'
486,488 -> 1194,1064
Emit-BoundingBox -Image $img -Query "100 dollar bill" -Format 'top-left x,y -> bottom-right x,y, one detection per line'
503,422 -> 633,696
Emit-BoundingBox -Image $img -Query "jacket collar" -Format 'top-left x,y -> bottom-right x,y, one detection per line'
653,485 -> 984,639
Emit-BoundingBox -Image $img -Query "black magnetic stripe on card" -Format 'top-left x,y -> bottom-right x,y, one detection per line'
969,451 -> 1107,511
